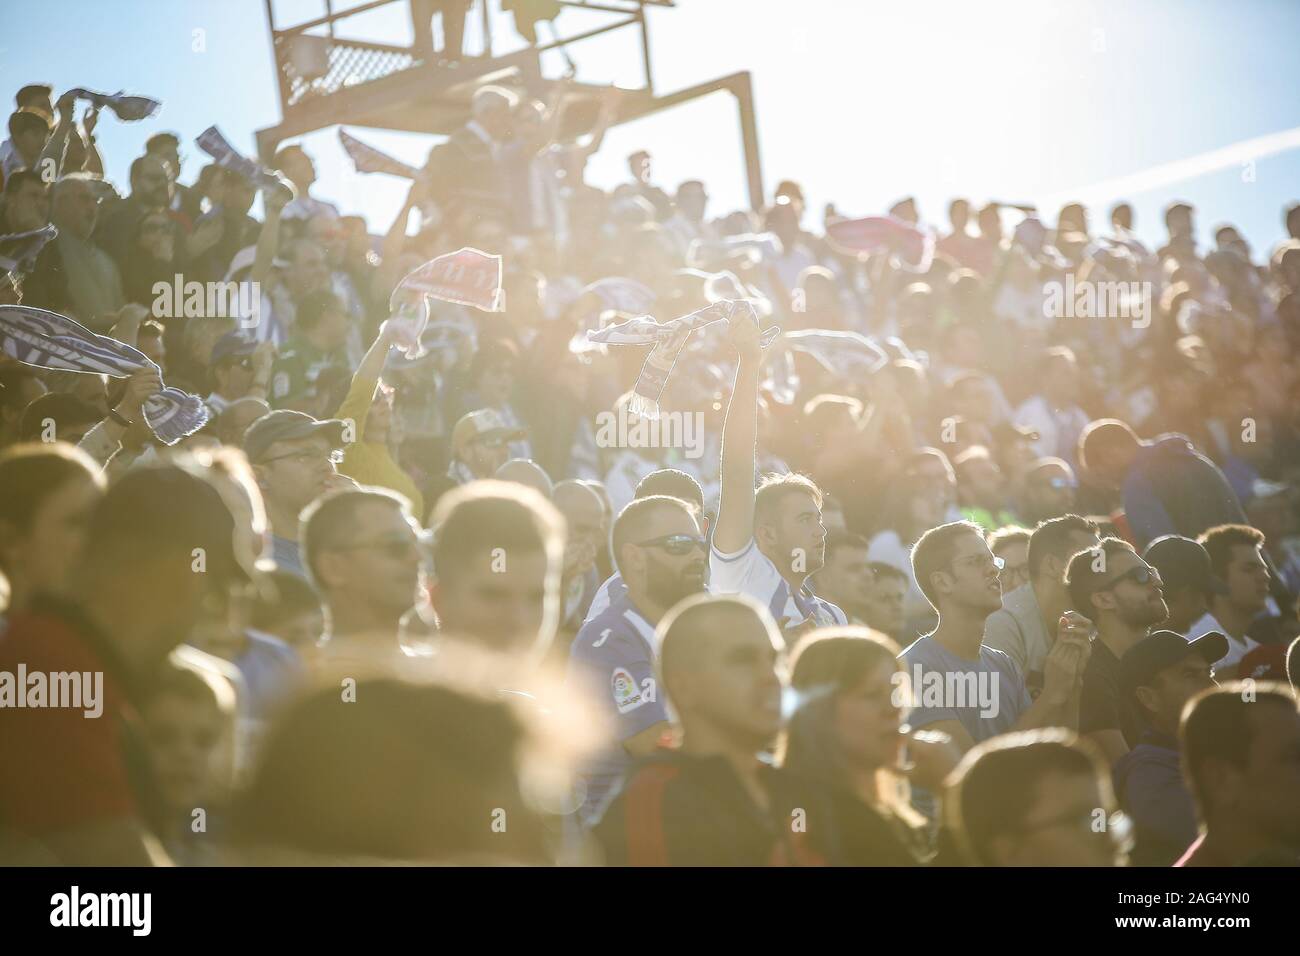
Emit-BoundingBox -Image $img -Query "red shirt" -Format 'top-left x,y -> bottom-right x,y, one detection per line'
0,601 -> 140,833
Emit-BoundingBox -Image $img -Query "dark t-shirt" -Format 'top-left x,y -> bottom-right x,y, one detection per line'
591,753 -> 833,866
1079,640 -> 1139,745
828,787 -> 929,866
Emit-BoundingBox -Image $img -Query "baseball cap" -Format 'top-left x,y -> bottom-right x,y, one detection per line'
242,409 -> 347,464
1120,629 -> 1230,696
1143,535 -> 1229,595
211,332 -> 258,366
451,409 -> 526,455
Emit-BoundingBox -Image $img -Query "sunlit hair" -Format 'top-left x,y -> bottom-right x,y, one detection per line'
1064,536 -> 1136,622
634,468 -> 703,511
754,472 -> 822,532
1026,514 -> 1098,580
300,487 -> 413,590
986,525 -> 1030,557
1195,523 -> 1265,580
910,520 -> 984,608
943,729 -> 1111,866
782,627 -> 925,831
0,442 -> 103,552
230,651 -> 592,865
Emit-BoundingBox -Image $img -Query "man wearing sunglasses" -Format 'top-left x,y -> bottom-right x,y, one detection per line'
206,332 -> 271,415
243,409 -> 348,579
567,494 -> 708,825
300,488 -> 423,655
428,409 -> 525,511
1017,458 -> 1079,526
1066,538 -> 1170,765
581,468 -> 707,627
711,313 -> 846,642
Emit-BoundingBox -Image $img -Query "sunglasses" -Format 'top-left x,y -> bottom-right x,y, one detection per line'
634,533 -> 707,556
1099,565 -> 1162,590
1045,476 -> 1078,490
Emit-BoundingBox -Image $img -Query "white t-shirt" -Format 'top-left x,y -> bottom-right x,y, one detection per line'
709,538 -> 846,631
1187,611 -> 1260,675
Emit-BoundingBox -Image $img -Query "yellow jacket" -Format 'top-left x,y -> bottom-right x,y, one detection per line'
335,368 -> 425,519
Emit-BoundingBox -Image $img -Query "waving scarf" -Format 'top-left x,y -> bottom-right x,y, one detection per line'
67,89 -> 161,122
587,299 -> 779,419
339,129 -> 421,180
0,305 -> 208,444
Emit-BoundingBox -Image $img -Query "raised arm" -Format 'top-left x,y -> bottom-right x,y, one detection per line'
80,107 -> 104,176
572,86 -> 619,163
249,185 -> 288,291
335,322 -> 396,436
37,92 -> 78,180
712,315 -> 764,554
373,178 -> 426,307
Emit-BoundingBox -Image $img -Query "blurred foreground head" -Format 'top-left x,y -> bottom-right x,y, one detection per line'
943,729 -> 1125,867
429,480 -> 565,657
231,650 -> 595,865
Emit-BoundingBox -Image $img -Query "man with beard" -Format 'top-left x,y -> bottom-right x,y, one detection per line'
300,488 -> 423,658
591,594 -> 832,865
901,521 -> 1092,755
566,495 -> 707,824
1067,538 -> 1171,765
581,468 -> 706,626
711,313 -> 845,643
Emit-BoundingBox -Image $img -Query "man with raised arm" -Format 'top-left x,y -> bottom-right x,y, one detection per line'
710,313 -> 846,644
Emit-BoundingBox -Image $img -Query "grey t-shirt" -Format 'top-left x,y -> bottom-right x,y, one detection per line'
898,635 -> 1031,743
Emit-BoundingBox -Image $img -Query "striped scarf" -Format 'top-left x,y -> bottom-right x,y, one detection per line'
586,299 -> 779,419
0,305 -> 208,444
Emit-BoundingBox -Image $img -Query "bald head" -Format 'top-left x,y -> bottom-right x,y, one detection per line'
494,458 -> 553,499
658,594 -> 785,744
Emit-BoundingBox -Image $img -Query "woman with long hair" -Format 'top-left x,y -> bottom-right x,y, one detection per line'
782,626 -> 960,865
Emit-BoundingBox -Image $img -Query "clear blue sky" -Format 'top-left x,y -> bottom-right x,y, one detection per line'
3,0 -> 1297,254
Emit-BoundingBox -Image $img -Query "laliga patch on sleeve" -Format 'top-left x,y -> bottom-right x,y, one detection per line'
611,667 -> 645,714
